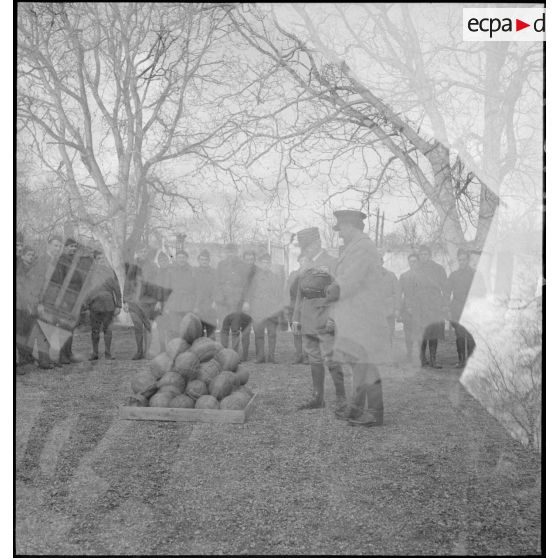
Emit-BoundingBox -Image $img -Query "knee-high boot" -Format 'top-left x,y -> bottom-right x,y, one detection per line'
297,364 -> 325,409
267,333 -> 277,363
429,339 -> 442,369
328,364 -> 346,401
420,339 -> 428,367
90,330 -> 100,360
254,335 -> 265,363
455,337 -> 466,368
349,380 -> 384,427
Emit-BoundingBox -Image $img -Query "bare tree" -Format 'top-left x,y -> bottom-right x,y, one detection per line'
17,3 -> 245,281
225,4 -> 542,262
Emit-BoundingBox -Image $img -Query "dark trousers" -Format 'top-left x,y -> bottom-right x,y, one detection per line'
129,302 -> 156,356
220,312 -> 252,358
451,321 -> 476,361
91,310 -> 114,355
253,318 -> 278,361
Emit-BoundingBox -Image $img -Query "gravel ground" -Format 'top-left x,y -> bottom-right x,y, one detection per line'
16,327 -> 541,555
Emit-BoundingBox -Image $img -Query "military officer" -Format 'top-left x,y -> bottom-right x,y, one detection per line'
286,253 -> 309,364
292,227 -> 346,411
447,249 -> 486,367
415,245 -> 448,369
325,210 -> 390,427
398,253 -> 420,361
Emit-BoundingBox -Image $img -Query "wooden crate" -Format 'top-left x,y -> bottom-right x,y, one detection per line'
119,392 -> 258,424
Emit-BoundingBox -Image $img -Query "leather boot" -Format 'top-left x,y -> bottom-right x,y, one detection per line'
349,381 -> 384,427
255,336 -> 266,363
297,364 -> 325,410
267,334 -> 277,363
132,326 -> 144,360
90,332 -> 100,360
420,340 -> 429,367
293,334 -> 303,363
104,330 -> 114,359
329,364 -> 347,416
241,330 -> 250,362
454,337 -> 465,368
429,340 -> 442,369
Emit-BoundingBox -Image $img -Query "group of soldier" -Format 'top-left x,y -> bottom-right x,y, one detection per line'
16,209 -> 484,428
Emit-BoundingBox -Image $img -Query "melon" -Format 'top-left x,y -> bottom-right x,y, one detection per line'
150,353 -> 172,380
185,379 -> 208,400
169,394 -> 195,409
127,394 -> 149,407
220,391 -> 250,410
157,384 -> 183,398
195,395 -> 220,409
190,337 -> 221,363
233,368 -> 250,386
157,371 -> 186,393
149,391 -> 175,407
215,348 -> 241,372
179,312 -> 203,344
131,370 -> 158,396
173,351 -> 200,381
209,370 -> 236,400
198,358 -> 222,385
166,338 -> 189,361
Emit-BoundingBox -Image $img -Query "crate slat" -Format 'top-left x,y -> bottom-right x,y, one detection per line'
119,392 -> 257,424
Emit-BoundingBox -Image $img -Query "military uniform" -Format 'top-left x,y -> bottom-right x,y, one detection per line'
398,267 -> 420,358
216,254 -> 255,358
286,266 -> 307,364
293,227 -> 346,410
250,260 -> 282,363
327,210 -> 390,426
85,262 -> 122,359
447,264 -> 486,366
124,259 -> 161,359
193,264 -> 217,338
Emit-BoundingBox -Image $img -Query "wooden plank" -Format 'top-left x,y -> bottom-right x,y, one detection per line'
119,392 -> 258,424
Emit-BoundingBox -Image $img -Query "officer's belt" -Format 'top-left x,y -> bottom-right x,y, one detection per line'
301,288 -> 326,299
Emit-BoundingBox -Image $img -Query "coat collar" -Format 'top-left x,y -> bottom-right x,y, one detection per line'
336,232 -> 368,267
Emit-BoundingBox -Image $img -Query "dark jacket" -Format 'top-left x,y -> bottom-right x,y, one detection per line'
167,263 -> 195,312
124,261 -> 160,305
85,264 -> 122,313
447,266 -> 486,322
249,266 -> 282,323
193,266 -> 217,322
216,256 -> 255,314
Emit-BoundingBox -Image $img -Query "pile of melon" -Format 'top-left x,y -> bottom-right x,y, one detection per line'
127,312 -> 253,411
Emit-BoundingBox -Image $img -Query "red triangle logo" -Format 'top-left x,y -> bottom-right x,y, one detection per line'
516,19 -> 530,31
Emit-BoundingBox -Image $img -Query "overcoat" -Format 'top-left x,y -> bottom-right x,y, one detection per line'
85,264 -> 122,313
379,267 -> 400,318
193,266 -> 217,325
398,269 -> 421,339
167,263 -> 195,312
447,266 -> 486,322
330,232 -> 390,363
216,257 -> 255,315
293,250 -> 336,335
414,259 -> 448,340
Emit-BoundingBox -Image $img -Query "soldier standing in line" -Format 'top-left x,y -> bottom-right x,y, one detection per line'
193,249 -> 218,339
378,251 -> 400,347
85,251 -> 122,360
447,249 -> 486,368
414,245 -> 448,369
325,210 -> 390,427
123,246 -> 160,360
292,227 -> 346,412
286,253 -> 309,364
216,246 -> 256,361
166,250 -> 195,339
250,253 -> 282,364
154,251 -> 172,352
398,253 -> 420,361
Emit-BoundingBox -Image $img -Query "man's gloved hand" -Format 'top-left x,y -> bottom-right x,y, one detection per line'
325,282 -> 340,302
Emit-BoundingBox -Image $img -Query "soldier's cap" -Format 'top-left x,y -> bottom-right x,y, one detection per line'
198,249 -> 211,259
332,210 -> 366,231
296,227 -> 321,249
64,237 -> 78,247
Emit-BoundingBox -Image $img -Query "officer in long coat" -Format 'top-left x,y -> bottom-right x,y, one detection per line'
250,253 -> 282,363
414,245 -> 448,368
193,249 -> 218,339
398,253 -> 420,361
292,227 -> 346,411
447,249 -> 486,367
325,210 -> 390,427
